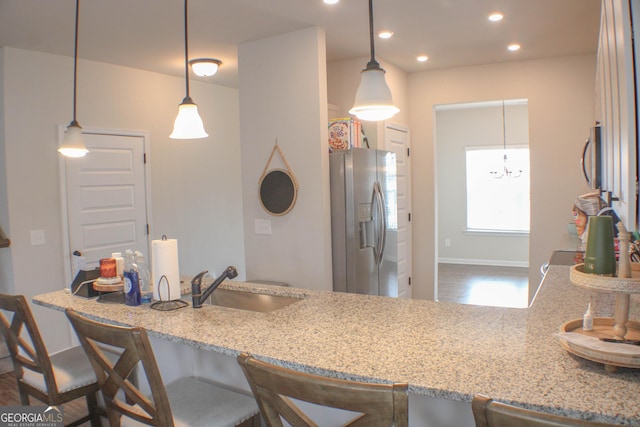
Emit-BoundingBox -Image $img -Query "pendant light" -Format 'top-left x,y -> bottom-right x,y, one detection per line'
349,0 -> 399,122
58,0 -> 89,158
490,101 -> 522,179
170,0 -> 208,139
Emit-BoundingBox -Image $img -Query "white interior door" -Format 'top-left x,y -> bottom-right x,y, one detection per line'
64,131 -> 150,273
385,125 -> 412,298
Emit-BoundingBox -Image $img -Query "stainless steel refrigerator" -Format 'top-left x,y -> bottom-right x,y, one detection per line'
330,148 -> 398,296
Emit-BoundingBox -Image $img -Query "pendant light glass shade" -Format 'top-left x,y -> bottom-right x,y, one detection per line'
171,0 -> 208,140
349,0 -> 399,122
58,0 -> 88,158
349,67 -> 399,121
58,121 -> 89,157
170,97 -> 208,139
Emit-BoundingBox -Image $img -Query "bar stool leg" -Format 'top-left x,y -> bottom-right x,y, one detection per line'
86,391 -> 101,427
18,385 -> 29,406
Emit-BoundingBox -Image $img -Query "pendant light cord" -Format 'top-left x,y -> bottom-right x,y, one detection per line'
71,0 -> 80,124
183,0 -> 191,100
366,0 -> 380,70
491,100 -> 522,179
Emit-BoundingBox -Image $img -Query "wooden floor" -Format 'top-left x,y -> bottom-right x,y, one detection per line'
437,263 -> 529,308
0,371 -> 93,426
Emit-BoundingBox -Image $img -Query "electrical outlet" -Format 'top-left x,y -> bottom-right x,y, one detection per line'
30,229 -> 46,246
254,219 -> 272,235
445,238 -> 451,247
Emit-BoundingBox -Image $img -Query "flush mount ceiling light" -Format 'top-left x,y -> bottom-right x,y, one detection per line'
170,0 -> 208,139
488,12 -> 504,22
349,0 -> 399,122
417,55 -> 429,62
323,0 -> 339,4
58,0 -> 88,158
508,43 -> 521,52
189,58 -> 222,77
377,30 -> 393,39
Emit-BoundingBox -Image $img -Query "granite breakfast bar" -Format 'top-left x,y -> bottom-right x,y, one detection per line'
34,265 -> 640,426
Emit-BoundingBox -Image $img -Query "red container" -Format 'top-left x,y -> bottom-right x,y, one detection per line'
99,258 -> 117,278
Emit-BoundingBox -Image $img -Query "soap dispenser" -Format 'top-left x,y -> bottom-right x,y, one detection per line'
583,303 -> 594,331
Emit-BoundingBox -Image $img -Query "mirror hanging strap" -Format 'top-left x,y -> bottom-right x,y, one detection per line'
260,139 -> 299,190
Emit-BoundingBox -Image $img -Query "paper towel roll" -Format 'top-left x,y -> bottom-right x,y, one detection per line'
151,238 -> 180,301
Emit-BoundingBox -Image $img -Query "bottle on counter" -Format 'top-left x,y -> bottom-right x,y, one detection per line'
582,303 -> 594,331
123,249 -> 141,306
135,250 -> 152,303
111,252 -> 124,279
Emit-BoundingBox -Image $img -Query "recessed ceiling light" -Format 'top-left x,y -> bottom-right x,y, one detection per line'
488,12 -> 504,22
323,0 -> 339,4
508,44 -> 521,52
378,30 -> 394,39
417,55 -> 429,62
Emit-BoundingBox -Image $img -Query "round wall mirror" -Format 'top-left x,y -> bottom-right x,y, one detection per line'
259,169 -> 297,216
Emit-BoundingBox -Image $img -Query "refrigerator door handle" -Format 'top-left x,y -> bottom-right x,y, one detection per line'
371,184 -> 381,264
373,182 -> 386,266
377,182 -> 387,265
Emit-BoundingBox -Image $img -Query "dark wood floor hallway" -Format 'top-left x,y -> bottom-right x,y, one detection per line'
437,263 -> 529,308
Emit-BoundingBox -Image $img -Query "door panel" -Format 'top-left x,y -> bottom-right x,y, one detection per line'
65,132 -> 149,270
385,125 -> 412,298
377,150 -> 398,297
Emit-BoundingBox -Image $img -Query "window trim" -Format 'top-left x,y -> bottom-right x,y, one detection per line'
463,229 -> 530,237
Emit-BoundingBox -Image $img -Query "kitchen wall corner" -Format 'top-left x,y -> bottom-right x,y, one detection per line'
238,27 -> 333,291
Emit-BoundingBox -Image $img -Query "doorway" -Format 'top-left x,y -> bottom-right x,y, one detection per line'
60,128 -> 152,285
384,124 -> 412,298
435,100 -> 530,308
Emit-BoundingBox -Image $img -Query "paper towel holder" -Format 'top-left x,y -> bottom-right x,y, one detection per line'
150,274 -> 188,311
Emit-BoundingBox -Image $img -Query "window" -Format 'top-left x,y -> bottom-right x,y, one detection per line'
465,146 -> 530,232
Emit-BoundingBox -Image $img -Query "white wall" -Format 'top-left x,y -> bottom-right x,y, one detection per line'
327,57 -> 409,148
409,54 -> 595,302
0,50 -> 13,293
0,47 -> 245,351
238,27 -> 333,290
436,103 -> 529,266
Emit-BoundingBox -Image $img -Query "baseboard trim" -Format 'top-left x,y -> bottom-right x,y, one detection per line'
438,258 -> 529,268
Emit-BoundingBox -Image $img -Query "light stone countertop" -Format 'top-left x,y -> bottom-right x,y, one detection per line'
34,266 -> 640,425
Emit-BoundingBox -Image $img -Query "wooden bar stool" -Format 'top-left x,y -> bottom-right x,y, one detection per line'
472,395 -> 614,427
0,294 -> 101,427
237,352 -> 408,427
65,308 -> 259,427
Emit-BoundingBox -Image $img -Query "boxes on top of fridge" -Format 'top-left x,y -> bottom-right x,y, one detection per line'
328,117 -> 362,151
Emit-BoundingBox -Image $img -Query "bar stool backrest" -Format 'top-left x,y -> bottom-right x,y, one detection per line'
238,352 -> 408,427
0,294 -> 59,397
472,395 -> 615,427
66,308 -> 174,427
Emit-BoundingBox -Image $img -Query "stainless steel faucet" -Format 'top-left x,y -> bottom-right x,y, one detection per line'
191,266 -> 238,308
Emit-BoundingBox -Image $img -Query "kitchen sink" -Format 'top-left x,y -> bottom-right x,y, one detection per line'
203,288 -> 303,313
